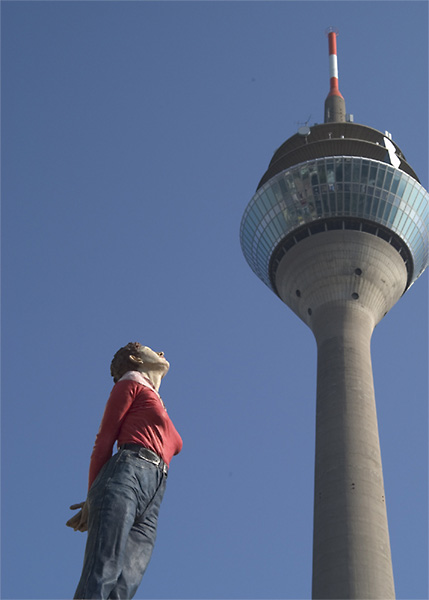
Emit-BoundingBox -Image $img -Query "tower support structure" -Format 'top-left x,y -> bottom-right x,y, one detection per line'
275,231 -> 407,598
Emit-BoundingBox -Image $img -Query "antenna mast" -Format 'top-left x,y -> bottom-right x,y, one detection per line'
324,27 -> 346,123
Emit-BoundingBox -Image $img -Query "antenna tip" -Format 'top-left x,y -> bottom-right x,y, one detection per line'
325,26 -> 339,37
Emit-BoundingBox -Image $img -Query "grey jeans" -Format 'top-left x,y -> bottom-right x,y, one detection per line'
74,448 -> 167,599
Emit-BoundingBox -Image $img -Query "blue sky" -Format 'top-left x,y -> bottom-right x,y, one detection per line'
1,1 -> 427,599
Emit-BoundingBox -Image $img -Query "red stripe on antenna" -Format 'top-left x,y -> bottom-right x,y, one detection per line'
329,78 -> 341,96
328,31 -> 337,56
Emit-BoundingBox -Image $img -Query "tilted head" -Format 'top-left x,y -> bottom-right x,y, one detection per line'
110,342 -> 170,383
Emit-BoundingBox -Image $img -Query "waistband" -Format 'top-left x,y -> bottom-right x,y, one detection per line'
119,443 -> 168,476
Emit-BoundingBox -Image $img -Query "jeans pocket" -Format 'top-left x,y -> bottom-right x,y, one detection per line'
88,452 -> 123,498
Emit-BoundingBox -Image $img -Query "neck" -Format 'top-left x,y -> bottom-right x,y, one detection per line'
138,369 -> 163,392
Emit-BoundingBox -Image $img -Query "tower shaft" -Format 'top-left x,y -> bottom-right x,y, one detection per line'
274,231 -> 407,598
312,305 -> 394,598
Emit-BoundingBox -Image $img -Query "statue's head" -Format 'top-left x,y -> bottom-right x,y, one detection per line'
110,342 -> 170,383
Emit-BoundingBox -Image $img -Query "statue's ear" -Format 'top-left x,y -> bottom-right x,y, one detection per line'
129,354 -> 144,366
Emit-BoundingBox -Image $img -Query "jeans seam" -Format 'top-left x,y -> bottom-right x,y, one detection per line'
137,472 -> 166,523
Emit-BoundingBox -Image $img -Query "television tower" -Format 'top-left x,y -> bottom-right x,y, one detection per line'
240,29 -> 428,599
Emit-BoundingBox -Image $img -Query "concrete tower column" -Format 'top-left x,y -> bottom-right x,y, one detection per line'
311,304 -> 394,599
274,231 -> 408,598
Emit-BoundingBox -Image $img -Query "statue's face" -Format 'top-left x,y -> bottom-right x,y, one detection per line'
134,344 -> 170,374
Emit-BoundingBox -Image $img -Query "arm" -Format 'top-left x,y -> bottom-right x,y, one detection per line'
66,380 -> 139,532
87,379 -> 139,490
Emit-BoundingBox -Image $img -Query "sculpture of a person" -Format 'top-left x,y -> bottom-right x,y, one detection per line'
67,342 -> 183,599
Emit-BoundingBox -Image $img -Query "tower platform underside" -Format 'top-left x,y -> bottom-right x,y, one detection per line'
274,229 -> 407,330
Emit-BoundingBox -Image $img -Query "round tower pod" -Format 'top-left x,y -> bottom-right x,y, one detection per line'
241,150 -> 428,296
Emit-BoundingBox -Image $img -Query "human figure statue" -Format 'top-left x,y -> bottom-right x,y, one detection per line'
67,342 -> 183,599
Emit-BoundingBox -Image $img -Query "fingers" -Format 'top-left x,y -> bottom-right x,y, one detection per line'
66,512 -> 82,528
66,501 -> 89,531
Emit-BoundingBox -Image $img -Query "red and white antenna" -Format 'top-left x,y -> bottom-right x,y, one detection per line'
324,27 -> 346,123
326,27 -> 343,99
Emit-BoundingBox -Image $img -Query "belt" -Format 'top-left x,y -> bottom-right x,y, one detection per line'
119,443 -> 168,476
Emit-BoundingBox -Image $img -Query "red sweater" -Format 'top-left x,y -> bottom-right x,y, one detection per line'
88,371 -> 183,490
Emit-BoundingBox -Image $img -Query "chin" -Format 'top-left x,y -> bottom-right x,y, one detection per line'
162,361 -> 170,374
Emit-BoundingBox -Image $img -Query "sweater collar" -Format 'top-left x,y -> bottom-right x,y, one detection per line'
118,371 -> 161,398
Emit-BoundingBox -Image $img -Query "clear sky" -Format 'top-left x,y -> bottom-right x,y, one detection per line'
2,1 -> 427,599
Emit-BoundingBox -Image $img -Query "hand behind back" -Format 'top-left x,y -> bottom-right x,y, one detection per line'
66,501 -> 89,532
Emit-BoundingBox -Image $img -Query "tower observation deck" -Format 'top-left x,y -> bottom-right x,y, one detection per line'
240,30 -> 428,599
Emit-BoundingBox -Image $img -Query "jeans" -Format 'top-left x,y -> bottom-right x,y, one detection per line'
74,448 -> 167,599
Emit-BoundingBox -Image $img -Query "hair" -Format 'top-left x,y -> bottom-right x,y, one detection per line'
110,342 -> 143,383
